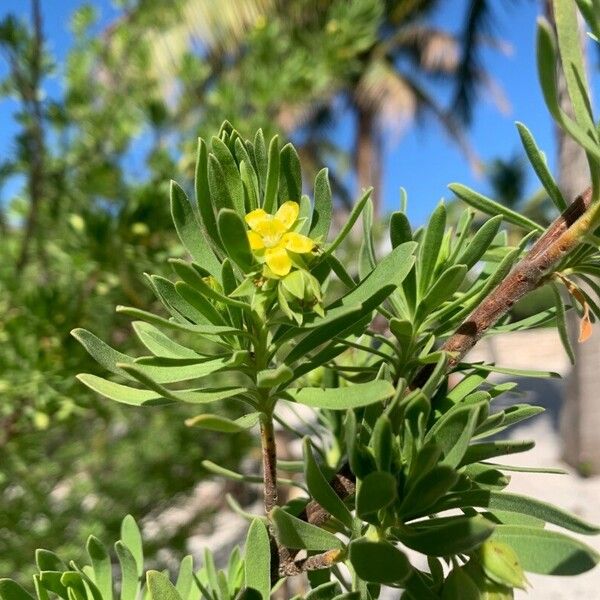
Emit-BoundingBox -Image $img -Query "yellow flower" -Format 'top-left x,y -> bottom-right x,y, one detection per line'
245,201 -> 315,277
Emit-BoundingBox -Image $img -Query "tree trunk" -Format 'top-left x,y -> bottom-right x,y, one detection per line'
355,104 -> 382,216
544,1 -> 600,473
16,0 -> 46,270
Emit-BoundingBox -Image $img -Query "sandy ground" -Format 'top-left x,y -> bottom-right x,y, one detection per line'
470,331 -> 600,599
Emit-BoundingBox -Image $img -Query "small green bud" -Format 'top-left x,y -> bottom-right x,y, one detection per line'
477,540 -> 527,590
278,269 -> 323,320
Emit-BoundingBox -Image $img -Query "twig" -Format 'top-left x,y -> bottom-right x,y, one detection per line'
413,185 -> 593,384
260,413 -> 278,514
279,549 -> 343,577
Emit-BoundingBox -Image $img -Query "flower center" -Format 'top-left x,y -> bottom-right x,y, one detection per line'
258,217 -> 286,248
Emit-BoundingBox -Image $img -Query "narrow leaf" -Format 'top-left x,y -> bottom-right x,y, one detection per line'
271,507 -> 343,551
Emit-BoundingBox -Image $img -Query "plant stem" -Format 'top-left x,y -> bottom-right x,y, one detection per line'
260,411 -> 278,514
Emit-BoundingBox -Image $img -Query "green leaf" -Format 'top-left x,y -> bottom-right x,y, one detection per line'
483,462 -> 566,475
74,327 -> 242,384
263,135 -> 280,212
356,471 -> 397,519
390,211 -> 412,248
117,363 -> 246,405
399,465 -> 458,519
456,215 -> 503,270
417,264 -> 467,317
256,364 -> 293,389
536,18 -> 600,167
434,490 -> 600,535
254,129 -> 268,189
303,438 -> 353,528
278,143 -> 302,202
397,515 -> 495,557
475,404 -> 545,439
208,152 -> 235,214
212,136 -> 245,214
311,168 -> 332,242
115,541 -> 140,600
244,519 -> 271,600
285,288 -> 394,364
418,201 -> 447,295
271,507 -> 343,551
287,380 -> 395,409
359,198 -> 377,280
170,259 -> 250,311
86,536 -> 113,600
371,415 -> 393,472
147,274 -> 211,324
516,122 -> 566,211
71,328 -> 132,378
491,525 -> 600,575
60,571 -> 91,599
131,321 -> 201,359
175,555 -> 194,599
323,189 -> 372,256
449,183 -> 543,232
195,138 -> 221,252
37,572 -> 69,599
461,440 -> 535,465
120,516 -> 143,577
345,410 -> 377,480
185,412 -> 260,433
217,209 -> 254,272
0,580 -> 35,600
551,282 -> 575,364
170,180 -> 221,277
36,550 -> 65,571
146,571 -> 183,600
330,241 -> 417,311
116,306 -> 245,337
304,582 -> 342,600
76,374 -> 173,407
554,0 -> 596,134
425,403 -> 482,468
240,159 -> 259,212
173,282 -> 228,327
348,539 -> 410,584
441,568 -> 480,600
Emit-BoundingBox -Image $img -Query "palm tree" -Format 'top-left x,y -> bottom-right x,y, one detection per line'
101,0 -> 510,215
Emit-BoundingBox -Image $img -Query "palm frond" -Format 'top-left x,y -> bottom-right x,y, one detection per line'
384,25 -> 460,74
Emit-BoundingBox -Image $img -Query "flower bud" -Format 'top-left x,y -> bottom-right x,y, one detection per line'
477,540 -> 527,590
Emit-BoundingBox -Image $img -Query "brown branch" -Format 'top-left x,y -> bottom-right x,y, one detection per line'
260,414 -> 278,514
279,549 -> 343,577
413,185 -> 593,385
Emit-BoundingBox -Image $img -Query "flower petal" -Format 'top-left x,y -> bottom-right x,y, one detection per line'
283,232 -> 314,254
247,230 -> 264,250
245,208 -> 269,231
275,201 -> 299,230
265,246 -> 292,277
254,218 -> 286,242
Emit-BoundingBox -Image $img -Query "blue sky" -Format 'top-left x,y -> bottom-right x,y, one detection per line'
1,0 -> 598,226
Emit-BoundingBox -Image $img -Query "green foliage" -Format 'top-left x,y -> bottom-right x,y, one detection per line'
0,516 -> 252,600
